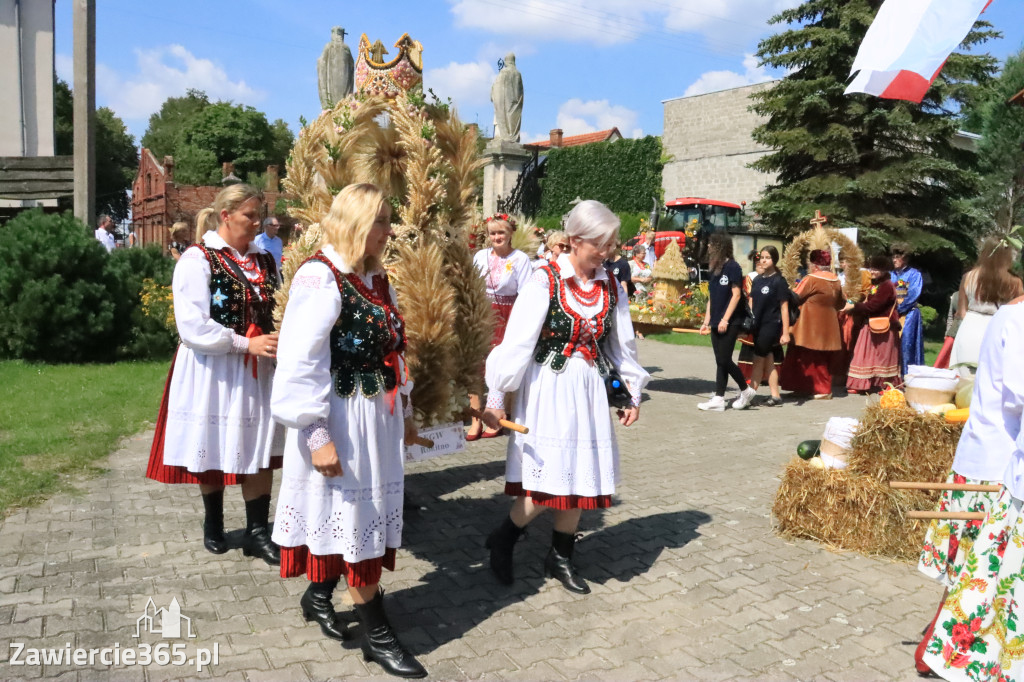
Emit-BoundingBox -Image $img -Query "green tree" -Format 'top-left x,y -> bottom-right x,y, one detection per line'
172,101 -> 291,185
140,89 -> 210,159
973,49 -> 1024,233
749,1 -> 998,255
54,79 -> 139,222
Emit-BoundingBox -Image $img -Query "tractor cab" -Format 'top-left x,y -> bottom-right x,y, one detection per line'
659,198 -> 744,280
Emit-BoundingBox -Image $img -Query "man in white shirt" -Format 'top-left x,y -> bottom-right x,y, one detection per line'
94,215 -> 115,253
254,217 -> 283,268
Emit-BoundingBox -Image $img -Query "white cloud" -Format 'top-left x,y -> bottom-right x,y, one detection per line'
683,53 -> 773,97
424,60 -> 496,109
556,99 -> 642,138
449,0 -> 800,46
92,45 -> 264,122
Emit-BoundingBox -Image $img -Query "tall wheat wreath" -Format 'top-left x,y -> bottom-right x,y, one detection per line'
274,92 -> 493,425
780,225 -> 866,302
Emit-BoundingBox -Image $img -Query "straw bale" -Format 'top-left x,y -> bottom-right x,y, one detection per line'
772,404 -> 962,560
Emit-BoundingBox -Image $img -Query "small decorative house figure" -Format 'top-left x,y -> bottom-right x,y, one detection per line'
651,239 -> 689,302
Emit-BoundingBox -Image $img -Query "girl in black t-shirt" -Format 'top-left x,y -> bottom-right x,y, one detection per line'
748,246 -> 790,407
699,234 -> 755,411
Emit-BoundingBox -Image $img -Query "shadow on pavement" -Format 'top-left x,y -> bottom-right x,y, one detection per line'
374,457 -> 712,657
645,375 -> 717,396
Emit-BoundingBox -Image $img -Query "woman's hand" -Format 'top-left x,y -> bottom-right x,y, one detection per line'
699,321 -> 710,336
780,331 -> 791,346
717,319 -> 728,334
617,405 -> 640,426
482,408 -> 505,430
842,302 -> 854,313
248,332 -> 279,358
311,441 -> 343,478
403,417 -> 419,445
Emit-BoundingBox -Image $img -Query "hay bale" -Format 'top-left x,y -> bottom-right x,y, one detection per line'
772,404 -> 963,560
847,405 -> 962,483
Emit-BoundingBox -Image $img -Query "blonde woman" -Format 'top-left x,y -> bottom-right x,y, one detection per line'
168,221 -> 191,261
270,184 -> 425,678
146,184 -> 281,565
546,230 -> 569,261
468,214 -> 533,440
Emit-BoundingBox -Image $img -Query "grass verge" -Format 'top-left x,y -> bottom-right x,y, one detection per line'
0,360 -> 168,515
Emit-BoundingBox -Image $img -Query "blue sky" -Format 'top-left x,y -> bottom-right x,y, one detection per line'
54,0 -> 1024,146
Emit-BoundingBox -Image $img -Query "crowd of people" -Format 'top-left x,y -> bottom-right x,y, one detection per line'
146,186 -> 648,679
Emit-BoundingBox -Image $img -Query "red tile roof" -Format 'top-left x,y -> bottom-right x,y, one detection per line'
526,127 -> 622,149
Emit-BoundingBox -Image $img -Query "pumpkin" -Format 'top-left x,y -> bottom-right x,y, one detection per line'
945,408 -> 970,424
879,383 -> 906,410
928,403 -> 958,416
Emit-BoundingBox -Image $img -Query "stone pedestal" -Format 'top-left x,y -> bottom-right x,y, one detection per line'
482,139 -> 531,217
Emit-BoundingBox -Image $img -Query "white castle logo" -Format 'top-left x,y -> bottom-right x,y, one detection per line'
134,597 -> 196,639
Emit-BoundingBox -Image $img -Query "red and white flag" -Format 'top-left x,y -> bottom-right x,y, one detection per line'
845,0 -> 992,103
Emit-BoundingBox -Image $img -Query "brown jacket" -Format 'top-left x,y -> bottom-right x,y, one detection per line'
791,272 -> 843,351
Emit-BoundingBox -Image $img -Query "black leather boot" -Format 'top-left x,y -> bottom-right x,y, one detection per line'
484,515 -> 526,585
300,579 -> 350,641
201,490 -> 227,554
241,494 -> 280,566
544,530 -> 590,594
354,591 -> 427,679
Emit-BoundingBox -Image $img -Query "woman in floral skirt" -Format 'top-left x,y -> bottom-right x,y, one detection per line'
915,295 -> 1024,675
921,296 -> 1024,680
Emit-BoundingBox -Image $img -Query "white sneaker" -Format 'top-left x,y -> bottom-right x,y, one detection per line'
731,387 -> 757,410
698,395 -> 726,411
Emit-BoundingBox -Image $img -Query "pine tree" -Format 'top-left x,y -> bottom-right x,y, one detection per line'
749,0 -> 999,254
973,48 -> 1024,233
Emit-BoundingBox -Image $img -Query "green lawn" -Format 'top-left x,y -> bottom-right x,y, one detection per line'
0,360 -> 168,515
646,330 -> 943,365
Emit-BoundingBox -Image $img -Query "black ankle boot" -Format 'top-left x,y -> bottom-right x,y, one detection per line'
300,579 -> 350,641
242,495 -> 280,566
544,530 -> 590,594
201,490 -> 227,554
354,591 -> 427,679
484,516 -> 526,585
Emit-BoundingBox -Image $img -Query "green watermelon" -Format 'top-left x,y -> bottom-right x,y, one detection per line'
797,440 -> 821,460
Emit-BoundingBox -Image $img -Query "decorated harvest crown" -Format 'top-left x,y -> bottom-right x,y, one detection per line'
484,213 -> 517,231
355,33 -> 423,98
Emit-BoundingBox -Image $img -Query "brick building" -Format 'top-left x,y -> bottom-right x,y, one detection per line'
131,149 -> 292,249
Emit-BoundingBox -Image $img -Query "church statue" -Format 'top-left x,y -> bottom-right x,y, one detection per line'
317,26 -> 354,109
490,53 -> 523,143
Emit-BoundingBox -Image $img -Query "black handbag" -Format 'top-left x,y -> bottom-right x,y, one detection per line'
604,367 -> 634,409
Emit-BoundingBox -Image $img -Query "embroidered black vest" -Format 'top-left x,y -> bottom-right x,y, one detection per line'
533,261 -> 616,374
307,251 -> 408,399
195,244 -> 277,335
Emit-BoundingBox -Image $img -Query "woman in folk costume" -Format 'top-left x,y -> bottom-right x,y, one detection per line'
146,184 -> 281,565
920,297 -> 1024,680
482,200 -> 650,595
779,249 -> 843,399
948,236 -> 1023,378
270,184 -> 426,679
891,243 -> 925,375
834,250 -> 872,387
844,255 -> 902,393
467,214 -> 533,441
915,294 -> 1024,676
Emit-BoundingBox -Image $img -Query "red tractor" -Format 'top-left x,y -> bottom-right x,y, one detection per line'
643,197 -> 744,280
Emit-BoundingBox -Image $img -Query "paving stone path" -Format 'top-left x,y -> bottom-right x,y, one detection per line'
1,339 -> 937,681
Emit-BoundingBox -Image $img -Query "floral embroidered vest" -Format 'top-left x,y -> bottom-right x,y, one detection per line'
533,261 -> 616,374
308,252 -> 407,399
195,244 -> 277,334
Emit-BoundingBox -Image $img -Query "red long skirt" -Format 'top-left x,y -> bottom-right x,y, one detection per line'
279,546 -> 396,587
145,351 -> 281,486
846,328 -> 902,392
490,296 -> 516,349
779,345 -> 835,395
504,482 -> 612,510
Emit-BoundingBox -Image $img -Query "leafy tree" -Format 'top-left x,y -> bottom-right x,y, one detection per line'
749,0 -> 998,255
972,48 -> 1024,233
54,79 -> 139,223
270,118 -> 295,168
140,89 -> 210,159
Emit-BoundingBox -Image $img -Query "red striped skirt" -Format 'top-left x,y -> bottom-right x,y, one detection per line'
490,295 -> 517,349
280,546 -> 396,587
504,482 -> 612,510
145,352 -> 281,486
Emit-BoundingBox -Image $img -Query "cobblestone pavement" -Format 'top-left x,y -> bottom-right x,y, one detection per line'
1,339 -> 937,681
